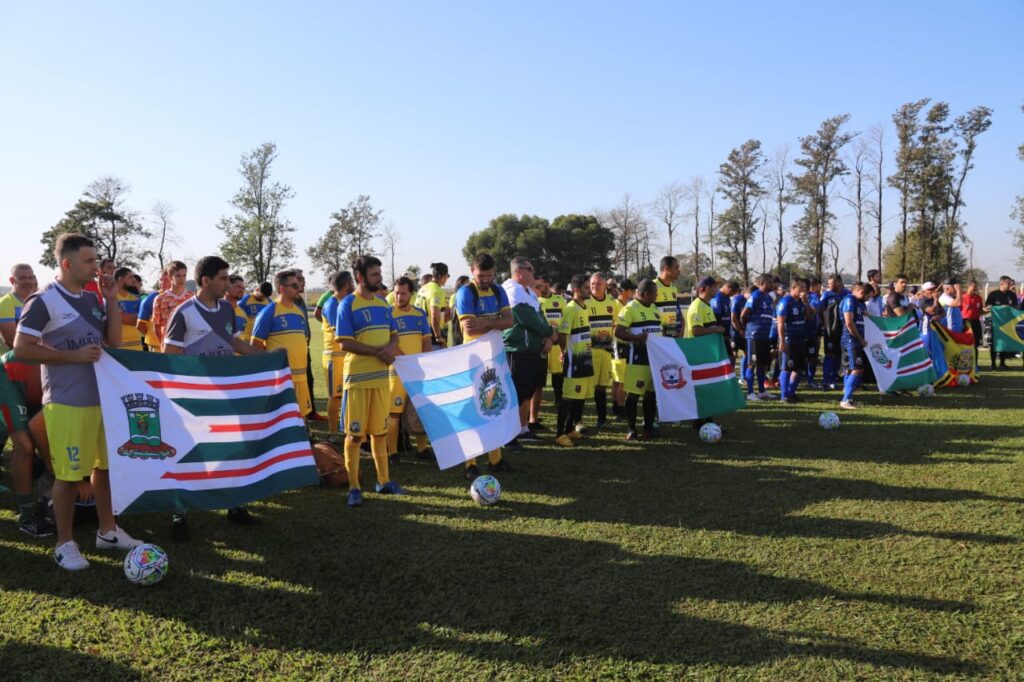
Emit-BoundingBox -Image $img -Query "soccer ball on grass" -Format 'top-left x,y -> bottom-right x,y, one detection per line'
698,422 -> 722,444
124,543 -> 169,586
469,475 -> 501,506
818,411 -> 841,430
916,383 -> 935,397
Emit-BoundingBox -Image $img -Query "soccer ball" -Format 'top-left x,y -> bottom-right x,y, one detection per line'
469,475 -> 501,506
916,383 -> 935,397
124,543 -> 169,586
818,411 -> 841,430
698,422 -> 722,444
956,374 -> 971,387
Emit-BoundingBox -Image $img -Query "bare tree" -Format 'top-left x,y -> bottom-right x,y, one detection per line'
650,182 -> 686,257
603,193 -> 648,277
841,137 -> 870,280
381,222 -> 400,284
766,145 -> 796,274
866,124 -> 886,276
150,201 -> 179,272
758,198 -> 770,273
705,185 -> 718,275
826,234 -> 841,276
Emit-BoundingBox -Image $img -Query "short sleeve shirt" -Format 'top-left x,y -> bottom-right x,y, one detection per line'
336,293 -> 397,388
558,300 -> 592,366
775,294 -> 807,343
840,294 -> 865,345
455,283 -> 510,342
164,298 -> 238,357
252,300 -> 310,373
585,295 -> 619,351
743,289 -> 775,339
655,279 -> 680,336
616,300 -> 661,366
683,298 -> 716,338
729,294 -> 747,339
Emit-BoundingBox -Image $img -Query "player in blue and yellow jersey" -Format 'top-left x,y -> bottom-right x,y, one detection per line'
319,271 -> 354,434
388,276 -> 433,464
0,263 -> 37,350
586,272 -> 619,431
225,274 -> 249,344
251,270 -> 312,417
555,275 -> 593,447
455,253 -> 514,479
740,274 -> 776,401
336,256 -> 404,506
136,269 -> 169,352
239,281 -> 273,341
419,263 -> 451,348
614,279 -> 662,440
839,282 -> 868,410
775,278 -> 813,403
655,256 -> 683,337
113,267 -> 143,351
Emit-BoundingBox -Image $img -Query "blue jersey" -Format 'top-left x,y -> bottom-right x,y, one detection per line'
943,303 -> 963,332
775,294 -> 807,344
839,294 -> 865,345
710,291 -> 731,327
729,294 -> 746,339
743,289 -> 774,339
806,292 -> 821,335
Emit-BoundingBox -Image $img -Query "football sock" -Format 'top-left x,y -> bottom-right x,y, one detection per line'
594,388 -> 607,422
370,434 -> 390,485
779,360 -> 790,397
756,367 -> 766,393
343,439 -> 362,491
327,396 -> 341,434
556,400 -> 571,436
386,417 -> 401,456
842,373 -> 855,402
552,374 -> 564,404
789,372 -> 801,397
642,393 -> 656,431
487,448 -> 502,466
625,395 -> 639,432
744,362 -> 754,394
823,356 -> 836,385
571,399 -> 584,430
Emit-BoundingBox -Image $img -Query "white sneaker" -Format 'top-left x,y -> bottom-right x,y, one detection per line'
54,541 -> 89,571
96,525 -> 143,551
839,400 -> 858,410
758,392 -> 776,400
746,393 -> 761,402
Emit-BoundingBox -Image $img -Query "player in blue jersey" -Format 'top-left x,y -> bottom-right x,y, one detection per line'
740,275 -> 776,400
804,278 -> 822,388
711,281 -> 737,362
775,279 -> 813,403
730,285 -> 749,380
819,275 -> 849,390
839,282 -> 868,410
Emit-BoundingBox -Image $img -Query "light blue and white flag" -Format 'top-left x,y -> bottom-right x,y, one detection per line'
393,331 -> 520,470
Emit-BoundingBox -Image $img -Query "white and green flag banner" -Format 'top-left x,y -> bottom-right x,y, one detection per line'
647,335 -> 746,421
863,313 -> 937,392
94,349 -> 318,515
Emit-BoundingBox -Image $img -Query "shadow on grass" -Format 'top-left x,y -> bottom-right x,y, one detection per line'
0,640 -> 139,681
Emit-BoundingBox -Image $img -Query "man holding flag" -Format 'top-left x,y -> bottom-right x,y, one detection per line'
985,276 -> 1020,369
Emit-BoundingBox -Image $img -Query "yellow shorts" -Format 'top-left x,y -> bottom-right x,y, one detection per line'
563,375 -> 595,401
546,351 -> 562,375
612,358 -> 626,383
324,352 -> 345,398
623,364 -> 654,396
388,373 -> 408,414
45,403 -> 108,482
592,348 -> 612,388
342,387 -> 390,437
292,370 -> 312,416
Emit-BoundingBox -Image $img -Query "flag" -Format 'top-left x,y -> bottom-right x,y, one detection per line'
647,335 -> 745,421
863,313 -> 937,392
94,349 -> 318,515
991,305 -> 1024,353
928,322 -> 978,387
393,332 -> 520,470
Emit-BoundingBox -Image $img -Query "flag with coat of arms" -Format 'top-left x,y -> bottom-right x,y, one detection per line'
647,335 -> 745,421
862,313 -> 937,392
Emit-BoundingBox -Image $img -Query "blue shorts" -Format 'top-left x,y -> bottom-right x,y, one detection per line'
843,343 -> 866,371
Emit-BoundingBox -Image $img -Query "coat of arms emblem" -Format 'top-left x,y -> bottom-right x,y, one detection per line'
117,393 -> 177,459
869,344 -> 892,369
478,366 -> 507,417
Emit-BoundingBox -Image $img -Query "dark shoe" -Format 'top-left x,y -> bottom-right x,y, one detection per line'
517,432 -> 542,443
488,459 -> 516,473
308,412 -> 328,422
388,453 -> 401,466
226,507 -> 262,526
171,515 -> 192,543
19,513 -> 56,538
594,419 -> 609,432
528,422 -> 548,432
504,438 -> 525,451
347,489 -> 363,507
464,465 -> 481,480
784,395 -> 802,404
642,429 -> 656,440
625,430 -> 639,441
415,447 -> 435,461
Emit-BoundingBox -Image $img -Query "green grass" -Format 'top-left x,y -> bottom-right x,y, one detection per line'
2,336 -> 1023,680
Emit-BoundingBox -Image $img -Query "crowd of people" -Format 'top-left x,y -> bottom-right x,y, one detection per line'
1,235 -> 1020,571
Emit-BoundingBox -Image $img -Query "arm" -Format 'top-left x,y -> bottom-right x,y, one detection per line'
429,305 -> 445,346
231,337 -> 260,356
844,311 -> 866,347
513,304 -> 556,337
0,322 -> 15,348
775,316 -> 787,351
462,308 -> 513,335
614,324 -> 649,345
100,276 -> 121,348
420,334 -> 433,353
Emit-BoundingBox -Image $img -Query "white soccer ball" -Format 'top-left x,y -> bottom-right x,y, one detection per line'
916,383 -> 935,397
818,411 -> 841,430
956,373 -> 971,387
469,475 -> 501,506
124,543 -> 169,586
698,422 -> 722,444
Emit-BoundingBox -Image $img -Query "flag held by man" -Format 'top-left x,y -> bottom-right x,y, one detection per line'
863,313 -> 937,393
991,305 -> 1024,353
95,349 -> 318,515
928,323 -> 978,387
647,335 -> 745,421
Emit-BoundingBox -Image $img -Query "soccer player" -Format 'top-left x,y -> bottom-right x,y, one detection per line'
455,254 -> 515,477
585,272 -> 619,431
776,279 -> 813,403
137,269 -> 170,352
251,270 -> 313,418
15,233 -> 143,570
239,281 -> 274,341
686,276 -> 728,427
730,284 -> 750,378
530,273 -> 563,430
152,261 -> 193,344
710,280 -> 736,358
225,274 -> 249,336
336,256 -> 405,506
113,267 -> 143,351
865,269 -> 884,317
614,279 -> 662,440
983,276 -> 1018,369
163,256 -> 264,538
612,279 -> 637,418
555,275 -> 594,447
740,275 -> 776,400
419,263 -> 451,349
294,270 -> 326,423
320,271 -> 355,433
655,256 -> 683,337
838,282 -> 869,409
0,263 -> 38,350
819,275 -> 848,390
388,276 -> 433,463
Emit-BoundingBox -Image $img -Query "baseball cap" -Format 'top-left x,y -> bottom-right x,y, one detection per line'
921,281 -> 936,291
697,276 -> 717,290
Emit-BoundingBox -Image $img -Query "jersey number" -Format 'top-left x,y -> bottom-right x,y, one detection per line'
66,446 -> 80,463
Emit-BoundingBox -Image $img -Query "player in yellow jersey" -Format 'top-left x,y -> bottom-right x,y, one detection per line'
612,279 -> 636,419
387,276 -> 433,463
585,272 -> 620,431
0,263 -> 38,350
530,273 -> 563,431
225,274 -> 249,346
419,263 -> 450,348
239,282 -> 273,341
251,270 -> 313,417
655,256 -> 683,337
318,271 -> 354,434
554,275 -> 594,447
113,267 -> 143,351
615,279 -> 662,440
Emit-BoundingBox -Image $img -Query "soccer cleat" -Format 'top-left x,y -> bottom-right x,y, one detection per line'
415,447 -> 435,461
565,430 -> 583,441
54,541 -> 89,571
784,395 -> 802,404
488,459 -> 516,473
226,507 -> 262,526
839,400 -> 858,410
517,432 -> 542,443
347,489 -> 364,507
806,380 -> 822,390
388,453 -> 401,466
827,383 -> 838,391
554,434 -> 574,447
19,513 -> 56,538
594,419 -> 609,432
504,438 -> 525,451
375,480 -> 407,495
575,426 -> 593,437
746,393 -> 762,402
625,430 -> 639,441
96,525 -> 143,551
464,464 -> 481,480
170,515 -> 192,543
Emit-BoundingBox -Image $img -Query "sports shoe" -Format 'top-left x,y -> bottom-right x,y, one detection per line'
226,506 -> 262,525
504,438 -> 525,451
415,447 -> 435,461
19,512 -> 56,538
839,400 -> 858,410
642,429 -> 656,440
464,464 -> 481,480
488,459 -> 516,473
96,526 -> 143,551
388,453 -> 401,466
827,383 -> 838,391
54,541 -> 89,571
746,393 -> 761,402
347,489 -> 364,507
375,481 -> 407,495
784,395 -> 802,404
517,432 -> 542,443
575,426 -> 593,437
625,430 -> 639,441
757,392 -> 776,400
528,422 -> 548,432
171,514 -> 192,543
806,380 -> 822,390
594,419 -> 609,432
554,434 -> 574,447
565,430 -> 583,441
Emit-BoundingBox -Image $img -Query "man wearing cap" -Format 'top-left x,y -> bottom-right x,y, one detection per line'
915,281 -> 942,346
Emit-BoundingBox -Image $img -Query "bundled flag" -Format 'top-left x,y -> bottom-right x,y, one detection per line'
863,313 -> 937,392
991,305 -> 1024,353
95,349 -> 318,515
928,323 -> 978,387
393,332 -> 520,470
647,335 -> 746,421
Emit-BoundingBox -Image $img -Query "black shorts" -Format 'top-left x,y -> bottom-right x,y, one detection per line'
806,334 -> 819,357
507,352 -> 545,405
746,338 -> 773,368
731,335 -> 746,355
782,342 -> 808,370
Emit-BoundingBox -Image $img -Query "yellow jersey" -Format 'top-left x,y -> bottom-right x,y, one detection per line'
585,295 -> 620,352
683,297 -> 716,338
336,293 -> 396,389
251,299 -> 310,372
655,278 -> 681,336
116,291 -> 143,350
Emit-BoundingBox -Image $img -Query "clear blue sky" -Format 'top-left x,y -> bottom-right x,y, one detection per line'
1,1 -> 1021,285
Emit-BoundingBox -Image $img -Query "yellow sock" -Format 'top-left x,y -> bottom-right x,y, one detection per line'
327,396 -> 341,435
488,448 -> 502,465
386,416 -> 401,456
370,434 -> 390,485
343,439 -> 361,491
415,434 -> 428,452
465,457 -> 478,469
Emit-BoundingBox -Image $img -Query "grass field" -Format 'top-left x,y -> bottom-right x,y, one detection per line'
2,335 -> 1023,680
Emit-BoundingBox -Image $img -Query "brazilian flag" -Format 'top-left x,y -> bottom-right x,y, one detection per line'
991,305 -> 1024,353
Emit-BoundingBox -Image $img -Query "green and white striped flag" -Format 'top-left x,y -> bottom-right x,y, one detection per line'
95,349 -> 318,515
647,335 -> 746,421
863,313 -> 937,392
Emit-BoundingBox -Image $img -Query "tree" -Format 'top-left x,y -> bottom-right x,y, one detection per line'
307,194 -> 383,280
40,176 -> 152,268
765,146 -> 796,275
673,251 -> 712,291
865,124 -> 886,276
705,184 -> 718,276
715,139 -> 765,283
217,142 -> 296,284
942,105 -> 992,274
684,177 -> 706,284
600,194 -> 650,279
381,223 -> 400,284
841,137 -> 870,280
650,181 -> 686,258
888,100 -> 930,275
150,201 -> 178,272
791,114 -> 856,279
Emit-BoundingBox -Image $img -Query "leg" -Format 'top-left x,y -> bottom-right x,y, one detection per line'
9,431 -> 37,523
89,468 -> 116,536
369,434 -> 390,486
624,394 -> 639,433
594,387 -> 608,424
642,392 -> 656,432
